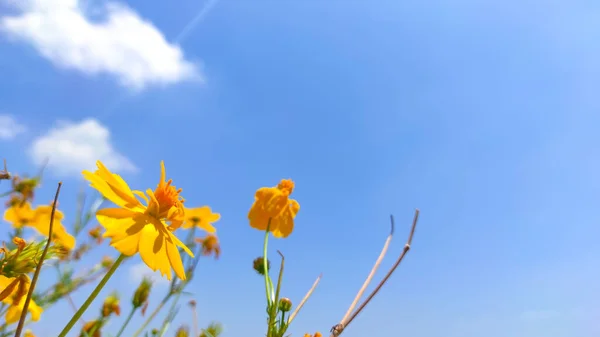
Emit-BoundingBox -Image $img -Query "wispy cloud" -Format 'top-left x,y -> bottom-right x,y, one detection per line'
0,114 -> 26,140
29,118 -> 136,176
0,0 -> 199,90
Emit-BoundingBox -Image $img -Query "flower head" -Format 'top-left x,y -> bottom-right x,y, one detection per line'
182,206 -> 220,233
0,275 -> 43,324
248,179 -> 300,238
3,202 -> 35,228
3,202 -> 76,250
82,161 -> 193,280
195,234 -> 221,259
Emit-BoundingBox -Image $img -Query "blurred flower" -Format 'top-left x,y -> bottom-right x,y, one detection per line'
100,256 -> 114,269
88,225 -> 104,244
0,275 -> 43,324
80,320 -> 101,337
4,202 -> 35,228
132,277 -> 152,308
182,206 -> 220,233
175,326 -> 190,337
252,256 -> 270,275
195,234 -> 221,259
248,179 -> 300,238
102,293 -> 120,317
4,202 -> 76,250
82,161 -> 193,280
24,330 -> 36,337
11,176 -> 40,204
29,204 -> 76,250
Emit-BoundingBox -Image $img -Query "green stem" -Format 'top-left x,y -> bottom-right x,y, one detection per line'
132,293 -> 172,337
158,292 -> 181,336
57,254 -> 126,337
263,223 -> 272,305
115,307 -> 137,337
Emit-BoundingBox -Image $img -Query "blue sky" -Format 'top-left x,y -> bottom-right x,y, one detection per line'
1,0 -> 599,336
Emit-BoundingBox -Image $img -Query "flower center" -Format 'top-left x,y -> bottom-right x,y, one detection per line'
153,179 -> 183,216
277,179 -> 295,195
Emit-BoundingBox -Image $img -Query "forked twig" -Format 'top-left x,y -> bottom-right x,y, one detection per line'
287,274 -> 322,324
330,209 -> 420,337
14,182 -> 63,337
339,216 -> 395,325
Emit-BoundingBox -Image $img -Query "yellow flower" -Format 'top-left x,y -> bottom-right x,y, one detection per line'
24,330 -> 36,337
3,202 -> 35,228
30,205 -> 76,250
3,202 -> 76,250
248,179 -> 300,238
0,275 -> 43,324
82,161 -> 193,280
182,206 -> 220,232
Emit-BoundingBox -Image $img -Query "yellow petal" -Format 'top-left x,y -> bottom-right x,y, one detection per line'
97,209 -> 145,256
5,305 -> 21,324
82,161 -> 143,211
165,232 -> 186,280
138,224 -> 172,280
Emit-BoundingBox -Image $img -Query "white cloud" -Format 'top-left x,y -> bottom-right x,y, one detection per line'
128,261 -> 170,287
0,0 -> 200,90
29,118 -> 136,176
0,114 -> 26,140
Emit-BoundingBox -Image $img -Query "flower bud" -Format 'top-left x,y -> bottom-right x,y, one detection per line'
252,256 -> 270,275
80,320 -> 101,337
175,326 -> 190,337
132,277 -> 152,308
278,297 -> 292,312
100,256 -> 114,269
102,293 -> 120,317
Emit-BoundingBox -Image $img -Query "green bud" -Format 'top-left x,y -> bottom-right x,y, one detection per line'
278,297 -> 292,312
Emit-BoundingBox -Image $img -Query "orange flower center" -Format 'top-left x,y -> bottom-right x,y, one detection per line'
153,179 -> 184,216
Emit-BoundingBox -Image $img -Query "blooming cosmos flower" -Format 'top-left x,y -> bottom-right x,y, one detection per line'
248,179 -> 300,238
82,161 -> 193,280
182,206 -> 220,233
3,202 -> 76,250
0,275 -> 43,324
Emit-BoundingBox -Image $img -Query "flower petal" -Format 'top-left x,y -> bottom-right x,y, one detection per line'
138,224 -> 172,280
165,232 -> 186,280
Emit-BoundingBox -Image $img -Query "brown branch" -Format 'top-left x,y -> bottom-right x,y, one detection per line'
14,182 -> 62,337
0,159 -> 9,180
330,209 -> 420,337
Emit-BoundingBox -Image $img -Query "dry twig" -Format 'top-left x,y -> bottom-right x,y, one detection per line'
287,274 -> 322,324
329,209 -> 420,337
14,182 -> 63,337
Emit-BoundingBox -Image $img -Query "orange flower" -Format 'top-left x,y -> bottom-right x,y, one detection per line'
182,206 -> 220,233
248,179 -> 300,238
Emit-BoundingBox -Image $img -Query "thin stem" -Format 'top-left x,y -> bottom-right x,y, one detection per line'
191,305 -> 199,337
14,182 -> 62,337
287,274 -> 322,324
263,220 -> 272,306
115,307 -> 137,337
57,253 -> 126,337
331,209 -> 420,337
158,292 -> 181,335
132,293 -> 172,337
340,216 -> 395,326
